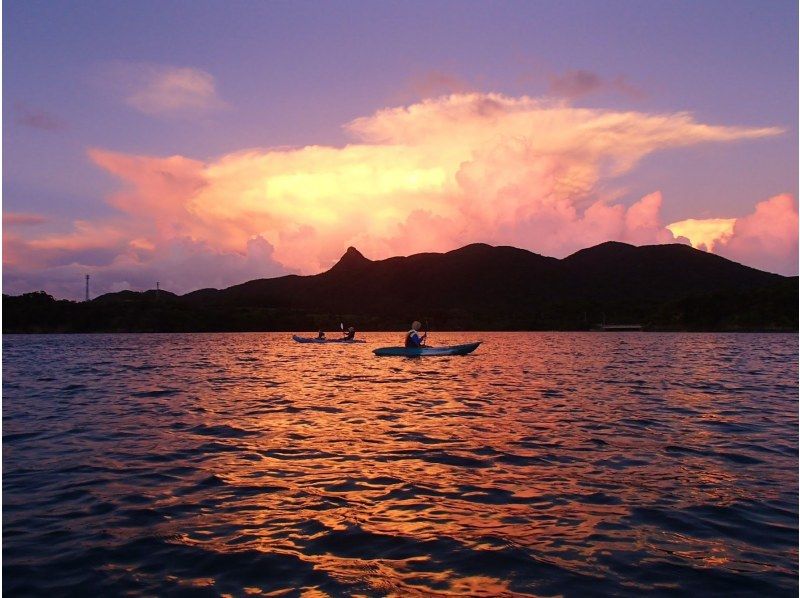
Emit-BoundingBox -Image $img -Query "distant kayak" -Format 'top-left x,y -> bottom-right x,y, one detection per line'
373,342 -> 481,357
292,335 -> 365,344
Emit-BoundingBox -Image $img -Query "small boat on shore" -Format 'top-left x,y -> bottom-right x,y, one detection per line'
292,335 -> 365,344
373,342 -> 481,357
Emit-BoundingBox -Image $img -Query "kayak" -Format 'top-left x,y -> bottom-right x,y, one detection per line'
373,342 -> 481,357
292,335 -> 365,344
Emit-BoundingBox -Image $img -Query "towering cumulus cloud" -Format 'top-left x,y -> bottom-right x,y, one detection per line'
669,194 -> 799,275
4,93 -> 794,298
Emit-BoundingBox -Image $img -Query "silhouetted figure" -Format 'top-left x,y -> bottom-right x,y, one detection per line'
405,321 -> 427,347
317,330 -> 326,339
342,326 -> 356,341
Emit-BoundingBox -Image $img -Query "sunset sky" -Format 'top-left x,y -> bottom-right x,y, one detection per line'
4,0 -> 798,299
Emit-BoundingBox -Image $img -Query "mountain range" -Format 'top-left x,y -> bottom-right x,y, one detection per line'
4,241 -> 797,332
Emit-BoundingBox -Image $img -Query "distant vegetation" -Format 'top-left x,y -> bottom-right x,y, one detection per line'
4,242 -> 797,333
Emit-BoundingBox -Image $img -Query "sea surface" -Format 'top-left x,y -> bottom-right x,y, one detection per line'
3,332 -> 798,596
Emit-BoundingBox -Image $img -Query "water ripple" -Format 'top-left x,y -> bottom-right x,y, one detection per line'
3,332 -> 797,596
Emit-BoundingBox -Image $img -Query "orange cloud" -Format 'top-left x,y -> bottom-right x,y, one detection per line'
4,93 -> 792,297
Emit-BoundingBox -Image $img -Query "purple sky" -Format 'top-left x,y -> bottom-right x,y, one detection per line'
4,0 -> 798,298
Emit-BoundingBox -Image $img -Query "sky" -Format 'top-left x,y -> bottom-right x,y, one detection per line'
3,0 -> 798,299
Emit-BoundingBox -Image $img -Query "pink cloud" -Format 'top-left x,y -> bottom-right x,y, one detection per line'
4,221 -> 129,269
718,195 -> 798,275
87,149 -> 207,237
3,233 -> 290,299
667,194 -> 798,275
3,212 -> 48,226
5,93 -> 792,298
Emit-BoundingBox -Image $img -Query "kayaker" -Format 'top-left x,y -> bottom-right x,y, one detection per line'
405,321 -> 427,347
317,330 -> 326,340
342,326 -> 356,341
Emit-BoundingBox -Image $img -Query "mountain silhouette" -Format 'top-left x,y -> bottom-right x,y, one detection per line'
4,242 -> 797,332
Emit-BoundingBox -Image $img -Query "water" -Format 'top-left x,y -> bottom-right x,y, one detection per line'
3,332 -> 797,596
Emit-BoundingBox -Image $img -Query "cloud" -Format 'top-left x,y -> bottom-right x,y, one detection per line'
14,102 -> 66,131
101,63 -> 227,117
547,70 -> 645,100
669,195 -> 798,275
4,93 -> 792,297
4,212 -> 48,226
666,217 -> 736,251
408,70 -> 470,98
3,232 -> 290,299
345,94 -> 774,152
4,221 -> 130,269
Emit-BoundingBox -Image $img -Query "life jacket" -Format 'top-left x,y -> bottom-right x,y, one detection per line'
405,330 -> 420,348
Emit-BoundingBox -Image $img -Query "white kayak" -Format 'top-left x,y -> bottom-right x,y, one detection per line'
292,335 -> 365,344
373,342 -> 481,357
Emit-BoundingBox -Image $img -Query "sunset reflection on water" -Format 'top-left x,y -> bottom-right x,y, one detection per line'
3,332 -> 797,596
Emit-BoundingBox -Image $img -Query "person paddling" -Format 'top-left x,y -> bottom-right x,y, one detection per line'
405,321 -> 427,348
317,330 -> 326,340
342,326 -> 356,341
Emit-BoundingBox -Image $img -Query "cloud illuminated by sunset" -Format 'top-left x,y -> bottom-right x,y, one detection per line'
667,218 -> 737,251
4,93 -> 795,297
98,62 -> 227,117
4,213 -> 48,226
